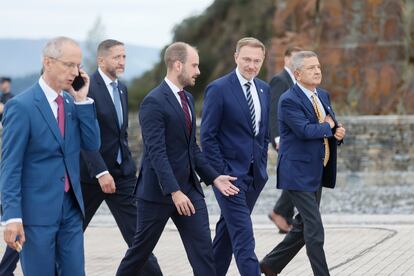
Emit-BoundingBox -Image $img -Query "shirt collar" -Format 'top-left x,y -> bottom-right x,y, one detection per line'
98,67 -> 117,87
284,66 -> 296,84
297,82 -> 317,101
38,77 -> 63,104
164,77 -> 181,94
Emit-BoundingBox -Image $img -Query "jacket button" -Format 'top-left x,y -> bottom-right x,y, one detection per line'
61,177 -> 65,182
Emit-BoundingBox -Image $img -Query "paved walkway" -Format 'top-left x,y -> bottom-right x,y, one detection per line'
1,215 -> 413,275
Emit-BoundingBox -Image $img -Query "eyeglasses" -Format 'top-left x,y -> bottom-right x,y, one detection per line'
48,57 -> 83,70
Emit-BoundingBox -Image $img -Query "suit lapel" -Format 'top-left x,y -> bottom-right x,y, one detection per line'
293,84 -> 317,118
118,84 -> 128,130
34,84 -> 64,151
94,72 -> 121,131
161,81 -> 190,141
63,92 -> 71,140
186,91 -> 196,142
282,69 -> 294,87
317,89 -> 337,122
253,79 -> 266,134
229,71 -> 255,134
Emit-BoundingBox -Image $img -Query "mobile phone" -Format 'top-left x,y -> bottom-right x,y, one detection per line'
72,73 -> 85,90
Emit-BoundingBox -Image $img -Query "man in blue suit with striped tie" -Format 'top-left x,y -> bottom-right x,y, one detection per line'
0,37 -> 100,276
201,37 -> 270,276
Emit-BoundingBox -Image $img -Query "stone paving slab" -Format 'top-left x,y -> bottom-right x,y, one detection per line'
1,215 -> 413,275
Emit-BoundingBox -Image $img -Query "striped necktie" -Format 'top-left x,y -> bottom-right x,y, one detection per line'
244,82 -> 257,136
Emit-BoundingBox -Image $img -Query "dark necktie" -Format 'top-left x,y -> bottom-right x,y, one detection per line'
244,82 -> 257,136
56,95 -> 70,192
178,90 -> 192,135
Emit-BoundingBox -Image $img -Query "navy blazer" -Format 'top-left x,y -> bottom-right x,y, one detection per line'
269,69 -> 294,146
135,81 -> 219,204
80,71 -> 136,182
201,70 -> 270,188
0,83 -> 100,224
277,84 -> 339,192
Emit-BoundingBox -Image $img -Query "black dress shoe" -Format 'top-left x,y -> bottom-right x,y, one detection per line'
260,261 -> 277,276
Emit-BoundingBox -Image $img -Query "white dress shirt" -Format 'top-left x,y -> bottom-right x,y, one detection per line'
164,77 -> 192,120
297,82 -> 326,119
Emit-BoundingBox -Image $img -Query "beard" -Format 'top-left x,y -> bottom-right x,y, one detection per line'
177,69 -> 196,88
107,67 -> 124,80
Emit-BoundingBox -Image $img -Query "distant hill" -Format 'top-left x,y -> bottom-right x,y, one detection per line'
0,38 -> 160,93
128,0 -> 275,111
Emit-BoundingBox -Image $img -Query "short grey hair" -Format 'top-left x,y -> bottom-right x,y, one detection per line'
292,51 -> 318,71
42,36 -> 79,59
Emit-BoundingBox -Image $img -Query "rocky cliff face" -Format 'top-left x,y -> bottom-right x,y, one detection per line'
268,0 -> 414,115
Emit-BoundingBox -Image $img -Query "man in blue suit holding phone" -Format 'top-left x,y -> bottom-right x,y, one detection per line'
260,51 -> 346,276
200,37 -> 270,276
0,37 -> 100,276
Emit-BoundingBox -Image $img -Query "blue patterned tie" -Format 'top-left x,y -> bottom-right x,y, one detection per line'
110,81 -> 123,164
244,82 -> 257,135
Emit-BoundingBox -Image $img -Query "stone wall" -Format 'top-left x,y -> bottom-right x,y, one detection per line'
1,115 -> 412,186
336,115 -> 414,185
267,0 -> 414,115
126,114 -> 414,186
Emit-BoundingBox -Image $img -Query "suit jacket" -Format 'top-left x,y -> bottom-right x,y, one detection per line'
0,83 -> 100,224
80,71 -> 136,183
269,69 -> 294,148
135,80 -> 219,204
200,70 -> 270,188
277,84 -> 340,192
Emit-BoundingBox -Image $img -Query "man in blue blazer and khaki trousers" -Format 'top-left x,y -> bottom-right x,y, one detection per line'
116,42 -> 239,276
201,37 -> 270,276
260,51 -> 346,276
0,37 -> 100,275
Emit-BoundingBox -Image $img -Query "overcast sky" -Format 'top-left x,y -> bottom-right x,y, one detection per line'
1,0 -> 214,48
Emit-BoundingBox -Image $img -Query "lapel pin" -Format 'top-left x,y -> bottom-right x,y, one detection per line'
260,88 -> 263,93
120,90 -> 123,94
65,99 -> 69,104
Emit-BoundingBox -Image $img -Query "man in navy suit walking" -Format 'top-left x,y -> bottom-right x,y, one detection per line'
260,51 -> 346,276
116,42 -> 239,276
80,39 -> 162,275
200,37 -> 270,276
267,46 -> 302,234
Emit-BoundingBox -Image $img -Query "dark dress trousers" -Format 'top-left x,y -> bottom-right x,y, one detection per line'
269,69 -> 295,222
80,71 -> 162,275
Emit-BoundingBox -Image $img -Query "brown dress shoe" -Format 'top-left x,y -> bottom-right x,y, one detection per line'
268,212 -> 292,233
260,261 -> 278,276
